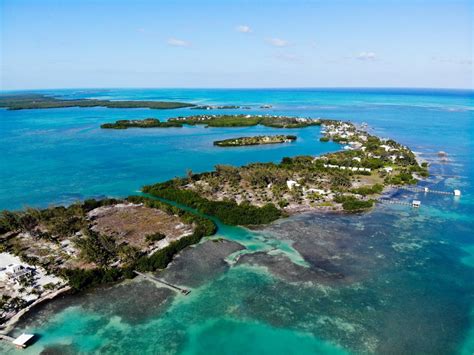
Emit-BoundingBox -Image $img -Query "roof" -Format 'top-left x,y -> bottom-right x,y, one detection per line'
12,333 -> 34,346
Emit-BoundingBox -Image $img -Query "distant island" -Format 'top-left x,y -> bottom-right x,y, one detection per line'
100,115 -> 322,129
0,94 -> 195,110
101,118 -> 182,129
214,135 -> 297,147
169,114 -> 321,128
191,105 -> 251,110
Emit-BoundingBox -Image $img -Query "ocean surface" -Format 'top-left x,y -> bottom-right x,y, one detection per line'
0,88 -> 473,354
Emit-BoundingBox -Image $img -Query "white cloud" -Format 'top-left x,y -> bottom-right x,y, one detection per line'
357,52 -> 376,60
266,38 -> 289,47
236,25 -> 252,33
167,38 -> 191,47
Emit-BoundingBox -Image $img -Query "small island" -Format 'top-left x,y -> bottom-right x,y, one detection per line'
0,94 -> 195,110
191,105 -> 251,110
100,118 -> 183,129
214,135 -> 297,147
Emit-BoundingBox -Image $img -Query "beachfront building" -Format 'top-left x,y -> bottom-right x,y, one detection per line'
0,264 -> 34,284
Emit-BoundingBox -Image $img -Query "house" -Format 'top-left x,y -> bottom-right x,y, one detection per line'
412,200 -> 421,208
286,180 -> 300,190
3,264 -> 34,283
305,188 -> 327,195
383,167 -> 393,173
454,189 -> 461,196
352,157 -> 361,163
380,144 -> 393,152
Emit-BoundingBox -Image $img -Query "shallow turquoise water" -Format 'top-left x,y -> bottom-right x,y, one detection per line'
0,88 -> 473,354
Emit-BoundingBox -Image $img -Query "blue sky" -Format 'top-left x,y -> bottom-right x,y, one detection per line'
1,0 -> 472,89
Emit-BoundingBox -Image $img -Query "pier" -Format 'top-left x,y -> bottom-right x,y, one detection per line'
134,271 -> 191,295
0,333 -> 35,349
430,174 -> 463,179
401,187 -> 459,196
377,199 -> 418,207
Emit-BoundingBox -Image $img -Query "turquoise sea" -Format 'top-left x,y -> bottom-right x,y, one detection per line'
0,88 -> 473,354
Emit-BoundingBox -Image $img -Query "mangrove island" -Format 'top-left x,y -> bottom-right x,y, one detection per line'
101,118 -> 183,129
0,94 -> 195,110
214,135 -> 297,147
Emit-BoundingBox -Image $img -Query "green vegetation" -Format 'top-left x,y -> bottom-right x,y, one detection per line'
385,171 -> 418,185
319,137 -> 330,142
101,118 -> 183,129
0,94 -> 195,110
350,184 -> 384,196
169,114 -> 320,128
191,105 -> 249,110
143,182 -> 283,226
214,135 -> 297,147
334,195 -> 374,211
145,232 -> 166,243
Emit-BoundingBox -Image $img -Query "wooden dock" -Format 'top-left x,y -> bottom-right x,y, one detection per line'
430,174 -> 463,179
377,199 -> 414,207
401,187 -> 454,195
134,271 -> 191,295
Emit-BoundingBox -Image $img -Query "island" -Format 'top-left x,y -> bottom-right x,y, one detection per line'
100,118 -> 183,129
143,120 -> 429,225
191,105 -> 251,110
214,135 -> 297,147
168,114 -> 321,128
0,197 -> 216,331
99,115 -> 322,129
0,94 -> 195,110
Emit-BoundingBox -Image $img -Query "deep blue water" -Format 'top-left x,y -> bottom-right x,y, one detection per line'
0,88 -> 473,354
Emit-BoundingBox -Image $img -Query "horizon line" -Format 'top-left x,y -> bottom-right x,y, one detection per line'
2,86 -> 473,93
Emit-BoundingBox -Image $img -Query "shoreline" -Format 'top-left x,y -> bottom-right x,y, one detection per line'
0,286 -> 72,336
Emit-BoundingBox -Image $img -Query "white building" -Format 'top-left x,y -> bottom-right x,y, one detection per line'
286,180 -> 300,190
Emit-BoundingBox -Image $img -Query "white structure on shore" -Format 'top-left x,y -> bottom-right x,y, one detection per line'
286,180 -> 300,190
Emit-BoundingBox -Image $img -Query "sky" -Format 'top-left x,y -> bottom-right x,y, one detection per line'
0,0 -> 472,90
